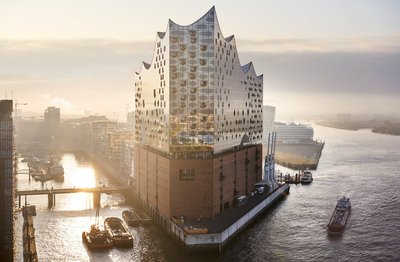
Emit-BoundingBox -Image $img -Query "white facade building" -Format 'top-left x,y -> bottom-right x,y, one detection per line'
106,130 -> 134,164
263,105 -> 276,144
91,121 -> 116,156
275,122 -> 314,143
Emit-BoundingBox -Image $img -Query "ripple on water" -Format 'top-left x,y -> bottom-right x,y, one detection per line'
15,129 -> 400,261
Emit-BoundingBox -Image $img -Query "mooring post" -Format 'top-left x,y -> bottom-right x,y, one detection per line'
48,193 -> 54,209
93,192 -> 101,207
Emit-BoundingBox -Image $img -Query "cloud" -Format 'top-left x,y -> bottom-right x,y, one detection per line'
236,36 -> 400,53
239,51 -> 400,96
0,38 -> 154,75
40,93 -> 84,116
0,73 -> 71,85
0,38 -> 153,54
1,38 -> 399,117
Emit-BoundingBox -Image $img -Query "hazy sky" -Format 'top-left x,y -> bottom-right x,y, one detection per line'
1,0 -> 399,120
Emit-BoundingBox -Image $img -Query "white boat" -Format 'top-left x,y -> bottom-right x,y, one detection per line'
300,171 -> 313,184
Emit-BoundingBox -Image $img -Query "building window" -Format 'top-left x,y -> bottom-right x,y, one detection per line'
179,169 -> 195,180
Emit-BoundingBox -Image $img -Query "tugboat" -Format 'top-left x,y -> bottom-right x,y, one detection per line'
82,206 -> 113,250
327,197 -> 351,234
104,217 -> 133,247
122,210 -> 140,227
82,224 -> 113,250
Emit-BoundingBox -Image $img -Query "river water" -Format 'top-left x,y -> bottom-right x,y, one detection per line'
15,125 -> 400,261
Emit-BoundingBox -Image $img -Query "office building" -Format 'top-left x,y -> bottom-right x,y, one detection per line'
106,130 -> 134,165
91,121 -> 116,157
263,105 -> 276,142
44,106 -> 60,148
0,100 -> 15,261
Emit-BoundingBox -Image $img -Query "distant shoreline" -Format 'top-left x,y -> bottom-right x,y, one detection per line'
316,120 -> 400,136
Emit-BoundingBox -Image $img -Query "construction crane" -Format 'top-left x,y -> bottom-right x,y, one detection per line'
14,100 -> 28,119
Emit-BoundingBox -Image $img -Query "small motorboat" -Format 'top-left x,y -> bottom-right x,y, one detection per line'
122,210 -> 140,227
300,171 -> 313,184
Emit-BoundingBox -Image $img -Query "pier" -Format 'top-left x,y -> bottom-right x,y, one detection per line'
22,205 -> 38,262
16,186 -> 131,208
169,184 -> 290,252
133,183 -> 290,253
276,171 -> 313,184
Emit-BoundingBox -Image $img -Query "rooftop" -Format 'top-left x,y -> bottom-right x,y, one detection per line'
179,185 -> 282,233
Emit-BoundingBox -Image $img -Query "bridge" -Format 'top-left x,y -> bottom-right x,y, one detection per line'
16,186 -> 132,208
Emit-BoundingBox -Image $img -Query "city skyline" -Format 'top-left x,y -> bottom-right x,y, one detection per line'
1,1 -> 399,120
4,2 -> 400,261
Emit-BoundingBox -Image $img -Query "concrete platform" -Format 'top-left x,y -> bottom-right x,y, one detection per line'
168,184 -> 290,252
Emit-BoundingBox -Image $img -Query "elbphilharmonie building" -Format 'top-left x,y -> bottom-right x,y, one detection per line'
134,7 -> 263,220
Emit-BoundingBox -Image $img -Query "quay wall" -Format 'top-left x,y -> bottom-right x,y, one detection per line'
180,184 -> 289,251
82,151 -> 289,253
137,184 -> 290,253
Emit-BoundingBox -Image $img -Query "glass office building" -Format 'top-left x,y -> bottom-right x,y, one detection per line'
0,100 -> 15,261
134,7 -> 263,219
135,6 -> 263,157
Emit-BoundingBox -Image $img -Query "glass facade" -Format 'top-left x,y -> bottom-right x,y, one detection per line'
135,7 -> 263,157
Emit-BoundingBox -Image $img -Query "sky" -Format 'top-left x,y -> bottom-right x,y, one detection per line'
1,0 -> 399,120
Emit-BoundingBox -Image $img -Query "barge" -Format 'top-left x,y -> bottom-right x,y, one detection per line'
104,217 -> 133,247
327,197 -> 351,234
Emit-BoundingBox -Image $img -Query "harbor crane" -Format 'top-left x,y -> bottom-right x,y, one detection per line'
15,100 -> 28,119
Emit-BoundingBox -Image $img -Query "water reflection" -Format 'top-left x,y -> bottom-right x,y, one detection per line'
15,153 -> 130,261
18,153 -> 112,190
17,153 -> 115,210
62,153 -> 97,188
15,128 -> 400,261
65,193 -> 94,211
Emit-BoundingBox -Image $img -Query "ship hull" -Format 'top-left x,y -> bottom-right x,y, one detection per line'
122,210 -> 141,227
82,231 -> 113,251
327,197 -> 351,234
104,217 -> 133,248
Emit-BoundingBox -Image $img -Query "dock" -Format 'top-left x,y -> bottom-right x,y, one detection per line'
22,205 -> 38,262
172,184 -> 289,252
136,183 -> 290,252
276,171 -> 313,184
